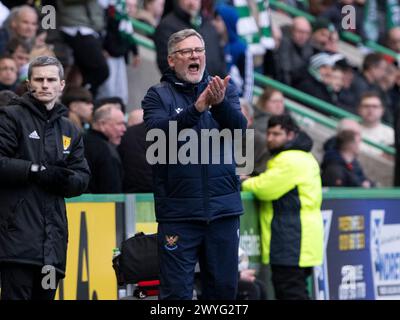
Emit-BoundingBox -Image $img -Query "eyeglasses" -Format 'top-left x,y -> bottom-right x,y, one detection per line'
171,47 -> 205,58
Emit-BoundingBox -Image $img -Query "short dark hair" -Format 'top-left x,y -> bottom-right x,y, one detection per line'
268,114 -> 300,133
358,91 -> 383,107
61,86 -> 93,108
336,130 -> 357,151
362,53 -> 384,71
28,55 -> 64,80
6,37 -> 32,55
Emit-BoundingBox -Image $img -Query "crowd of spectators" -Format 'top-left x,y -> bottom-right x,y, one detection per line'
0,0 -> 397,188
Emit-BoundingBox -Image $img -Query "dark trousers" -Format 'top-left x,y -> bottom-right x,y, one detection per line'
157,216 -> 240,300
271,265 -> 312,300
0,263 -> 60,300
61,32 -> 109,96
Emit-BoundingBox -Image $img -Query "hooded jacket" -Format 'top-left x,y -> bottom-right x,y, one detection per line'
154,4 -> 226,77
242,131 -> 323,267
0,93 -> 90,276
142,68 -> 247,222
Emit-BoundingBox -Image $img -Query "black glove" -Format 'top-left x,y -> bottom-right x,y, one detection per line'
30,164 -> 74,195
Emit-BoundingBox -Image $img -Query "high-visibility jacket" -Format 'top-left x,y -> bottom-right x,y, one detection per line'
242,132 -> 323,267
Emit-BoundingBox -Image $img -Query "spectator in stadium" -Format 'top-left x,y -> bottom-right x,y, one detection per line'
335,58 -> 357,112
83,103 -> 126,194
239,98 -> 269,176
6,37 -> 32,80
294,52 -> 338,112
0,89 -> 17,107
118,108 -> 153,193
323,117 -> 362,153
351,53 -> 391,122
321,129 -> 373,188
142,29 -> 247,300
0,55 -> 18,91
242,114 -> 323,300
94,96 -> 126,115
29,27 -> 55,60
275,16 -> 313,86
0,5 -> 38,55
385,27 -> 400,65
98,0 -> 140,105
136,0 -> 165,28
61,86 -> 94,131
324,28 -> 339,53
357,92 -> 394,147
328,65 -> 345,107
213,3 -> 254,103
56,0 -> 109,96
0,56 -> 90,300
154,0 -> 226,77
377,62 -> 398,126
253,86 -> 286,134
310,17 -> 335,54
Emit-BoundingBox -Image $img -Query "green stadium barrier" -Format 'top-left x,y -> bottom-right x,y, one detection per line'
59,189 -> 400,299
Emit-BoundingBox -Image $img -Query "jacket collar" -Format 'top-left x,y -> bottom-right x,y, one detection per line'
160,68 -> 211,93
16,93 -> 68,122
270,131 -> 313,156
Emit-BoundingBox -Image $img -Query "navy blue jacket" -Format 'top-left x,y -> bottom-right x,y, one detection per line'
142,69 -> 247,222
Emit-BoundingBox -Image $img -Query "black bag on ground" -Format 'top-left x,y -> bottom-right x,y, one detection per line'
119,232 -> 159,283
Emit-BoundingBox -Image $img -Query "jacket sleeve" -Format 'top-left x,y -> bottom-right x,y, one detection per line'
63,131 -> 91,198
142,86 -> 204,132
209,82 -> 247,131
241,157 -> 297,201
0,110 -> 31,185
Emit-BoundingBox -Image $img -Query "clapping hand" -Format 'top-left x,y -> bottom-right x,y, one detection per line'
195,76 -> 230,112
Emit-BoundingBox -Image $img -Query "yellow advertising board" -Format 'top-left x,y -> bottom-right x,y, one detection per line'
56,203 -> 119,300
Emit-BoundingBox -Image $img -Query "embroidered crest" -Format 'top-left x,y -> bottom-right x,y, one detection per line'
62,135 -> 71,150
165,235 -> 179,251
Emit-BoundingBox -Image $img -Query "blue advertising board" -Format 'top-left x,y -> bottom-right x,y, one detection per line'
314,198 -> 400,300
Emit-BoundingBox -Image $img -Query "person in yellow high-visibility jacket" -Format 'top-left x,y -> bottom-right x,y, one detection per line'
242,114 -> 323,300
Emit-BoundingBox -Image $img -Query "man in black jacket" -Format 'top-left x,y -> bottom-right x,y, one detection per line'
118,109 -> 153,193
0,56 -> 90,300
154,0 -> 226,77
84,103 -> 126,193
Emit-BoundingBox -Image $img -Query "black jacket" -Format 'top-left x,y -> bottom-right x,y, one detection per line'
295,72 -> 336,115
0,93 -> 90,276
118,122 -> 153,193
321,136 -> 372,187
83,128 -> 123,194
154,5 -> 226,77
